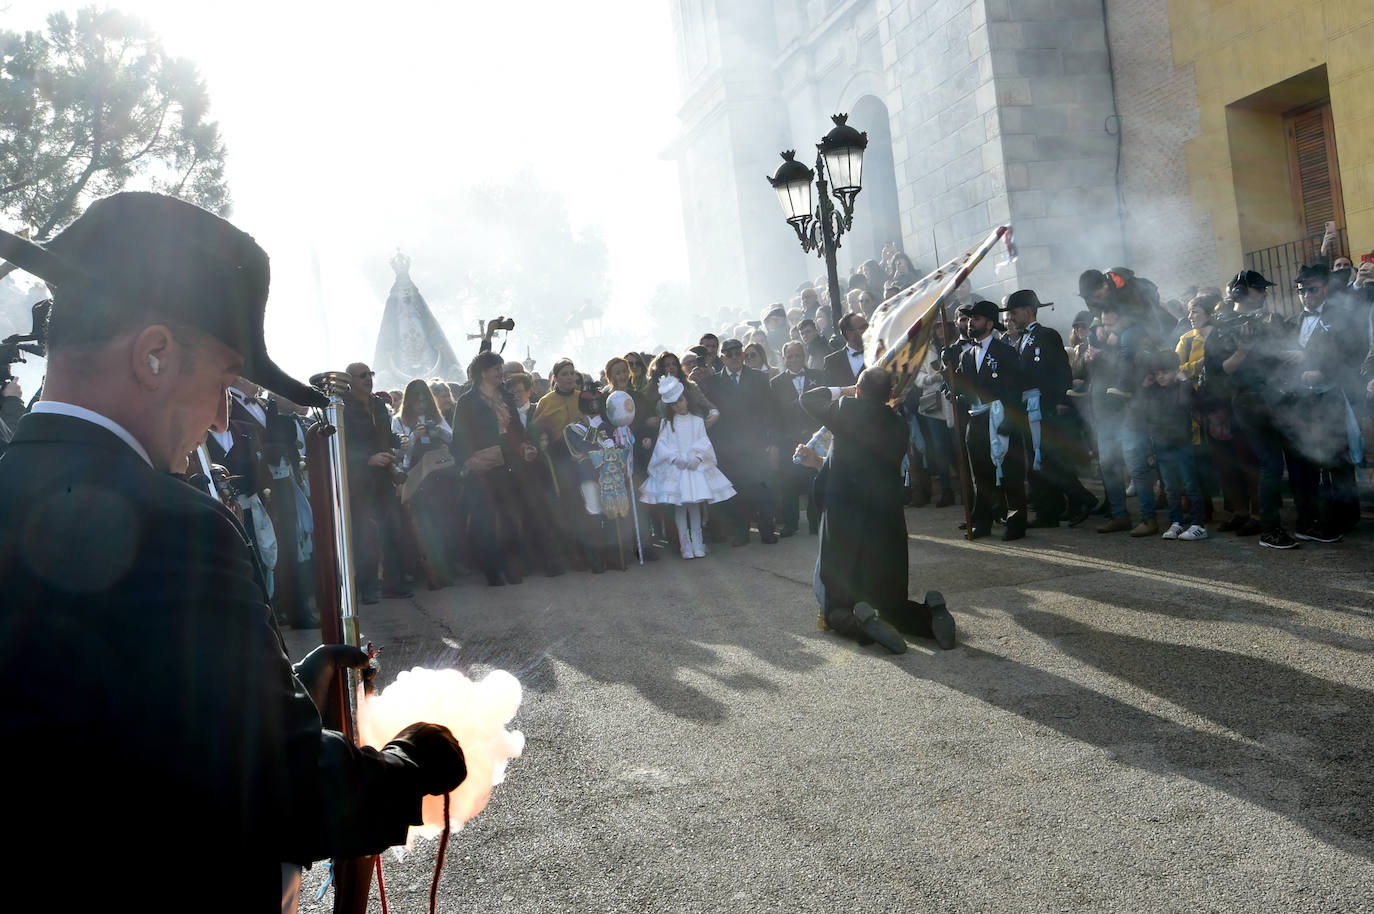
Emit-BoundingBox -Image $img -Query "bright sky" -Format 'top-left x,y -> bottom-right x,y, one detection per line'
9,0 -> 689,380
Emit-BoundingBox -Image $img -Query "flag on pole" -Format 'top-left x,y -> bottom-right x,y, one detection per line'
862,225 -> 1011,401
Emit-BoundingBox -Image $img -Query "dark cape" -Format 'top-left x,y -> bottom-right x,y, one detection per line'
802,391 -> 909,612
373,252 -> 462,389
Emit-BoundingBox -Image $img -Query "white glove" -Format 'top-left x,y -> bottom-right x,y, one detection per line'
686,456 -> 702,470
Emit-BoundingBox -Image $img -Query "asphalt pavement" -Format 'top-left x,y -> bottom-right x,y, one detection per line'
286,498 -> 1374,913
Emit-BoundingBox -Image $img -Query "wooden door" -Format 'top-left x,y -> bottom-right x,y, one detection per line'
1285,101 -> 1346,238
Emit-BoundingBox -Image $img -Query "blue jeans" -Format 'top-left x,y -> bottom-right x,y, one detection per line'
1154,441 -> 1202,526
1097,418 -> 1155,519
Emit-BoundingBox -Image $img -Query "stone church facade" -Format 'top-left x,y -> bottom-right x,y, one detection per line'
666,0 -> 1372,322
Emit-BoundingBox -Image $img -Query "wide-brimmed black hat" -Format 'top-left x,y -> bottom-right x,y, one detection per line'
957,299 -> 1005,331
1228,269 -> 1276,292
0,192 -> 326,407
1003,289 -> 1051,311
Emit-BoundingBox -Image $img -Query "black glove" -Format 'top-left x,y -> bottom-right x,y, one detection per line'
293,644 -> 371,710
941,344 -> 963,364
386,722 -> 467,796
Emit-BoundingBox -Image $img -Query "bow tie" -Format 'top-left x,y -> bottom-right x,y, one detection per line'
849,349 -> 861,358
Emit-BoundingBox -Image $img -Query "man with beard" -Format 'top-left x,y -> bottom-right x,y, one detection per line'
951,300 -> 1027,540
1002,290 -> 1097,527
800,368 -> 955,653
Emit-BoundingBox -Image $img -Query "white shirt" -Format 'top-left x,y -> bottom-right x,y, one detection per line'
972,334 -> 993,372
847,348 -> 864,378
1299,305 -> 1324,348
30,401 -> 154,468
1018,322 -> 1039,352
230,388 -> 267,427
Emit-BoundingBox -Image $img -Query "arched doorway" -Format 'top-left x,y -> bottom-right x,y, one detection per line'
846,94 -> 902,277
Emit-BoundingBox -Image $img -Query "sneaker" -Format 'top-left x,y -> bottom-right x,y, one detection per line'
1161,522 -> 1183,539
1129,518 -> 1159,537
1217,514 -> 1249,533
853,602 -> 907,654
925,591 -> 956,651
1235,518 -> 1263,537
1125,481 -> 1137,496
1259,528 -> 1299,550
1294,526 -> 1342,543
1178,524 -> 1208,541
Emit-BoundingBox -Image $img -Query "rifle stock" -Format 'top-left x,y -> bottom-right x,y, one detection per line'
306,372 -> 376,914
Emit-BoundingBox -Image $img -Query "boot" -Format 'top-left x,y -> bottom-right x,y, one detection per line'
679,529 -> 695,559
691,519 -> 707,558
934,489 -> 955,508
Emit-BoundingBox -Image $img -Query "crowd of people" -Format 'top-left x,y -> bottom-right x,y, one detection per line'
3,190 -> 1372,906
13,237 -> 1370,633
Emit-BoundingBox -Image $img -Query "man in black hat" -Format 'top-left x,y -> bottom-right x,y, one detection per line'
0,193 -> 467,909
1003,290 -> 1097,527
704,337 -> 779,544
950,300 -> 1027,539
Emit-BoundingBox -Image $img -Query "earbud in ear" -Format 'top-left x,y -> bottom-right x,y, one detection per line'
147,354 -> 161,375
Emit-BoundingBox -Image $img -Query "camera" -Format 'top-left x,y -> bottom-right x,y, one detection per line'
489,316 -> 515,333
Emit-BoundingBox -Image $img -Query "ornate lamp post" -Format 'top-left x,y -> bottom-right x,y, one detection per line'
767,114 -> 868,330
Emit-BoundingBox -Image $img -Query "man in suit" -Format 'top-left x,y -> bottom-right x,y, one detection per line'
800,368 -> 955,653
951,300 -> 1027,540
1002,290 -> 1097,527
823,311 -> 868,387
770,341 -> 823,536
704,337 -> 779,545
0,193 -> 467,911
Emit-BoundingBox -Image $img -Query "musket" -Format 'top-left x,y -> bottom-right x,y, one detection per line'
304,371 -> 376,914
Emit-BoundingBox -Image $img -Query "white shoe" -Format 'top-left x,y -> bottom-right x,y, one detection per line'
1125,482 -> 1137,496
1178,524 -> 1208,541
692,540 -> 707,558
1161,522 -> 1183,540
680,536 -> 695,559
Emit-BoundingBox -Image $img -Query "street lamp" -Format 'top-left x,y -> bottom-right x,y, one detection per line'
767,113 -> 868,329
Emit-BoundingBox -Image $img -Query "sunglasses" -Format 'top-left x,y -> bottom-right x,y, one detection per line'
352,370 -> 376,379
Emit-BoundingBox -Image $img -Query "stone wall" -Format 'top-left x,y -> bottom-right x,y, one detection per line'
1104,0 -> 1216,302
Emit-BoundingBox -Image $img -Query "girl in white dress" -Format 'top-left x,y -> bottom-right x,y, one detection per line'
639,376 -> 736,558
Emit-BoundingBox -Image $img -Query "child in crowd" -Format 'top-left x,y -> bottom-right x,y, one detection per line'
1142,349 -> 1207,540
638,376 -> 735,558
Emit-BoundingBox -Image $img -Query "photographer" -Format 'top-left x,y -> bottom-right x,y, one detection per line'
392,378 -> 462,588
344,361 -> 414,602
1211,270 -> 1306,548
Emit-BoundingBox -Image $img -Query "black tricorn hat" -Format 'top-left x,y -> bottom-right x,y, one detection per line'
957,299 -> 1006,331
1004,289 -> 1051,311
0,192 -> 326,407
1228,269 -> 1276,292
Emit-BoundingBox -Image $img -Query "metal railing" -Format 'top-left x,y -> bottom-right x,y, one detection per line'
1243,227 -> 1349,317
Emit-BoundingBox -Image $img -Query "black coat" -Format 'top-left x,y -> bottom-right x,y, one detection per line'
801,391 -> 909,612
770,368 -> 824,449
703,366 -> 777,459
1013,322 -> 1072,411
823,347 -> 863,387
0,413 -> 427,909
953,336 -> 1024,423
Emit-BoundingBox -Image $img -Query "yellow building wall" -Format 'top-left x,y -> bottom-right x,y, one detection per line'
1171,0 -> 1374,275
